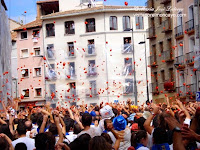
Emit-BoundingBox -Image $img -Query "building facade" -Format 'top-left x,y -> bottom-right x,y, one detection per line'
146,0 -> 176,103
41,2 -> 151,107
0,0 -> 12,107
14,20 -> 46,107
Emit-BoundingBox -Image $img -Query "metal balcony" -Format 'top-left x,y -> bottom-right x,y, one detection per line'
186,83 -> 196,98
163,50 -> 174,62
150,82 -> 159,95
176,86 -> 186,98
160,0 -> 171,4
186,51 -> 195,66
66,71 -> 76,80
175,55 -> 185,70
85,89 -> 99,97
149,55 -> 158,67
85,44 -> 96,56
65,90 -> 78,100
122,44 -> 133,54
175,25 -> 184,39
87,67 -> 97,77
122,65 -> 133,76
45,72 -> 57,81
185,19 -> 194,34
162,19 -> 172,33
147,27 -> 156,39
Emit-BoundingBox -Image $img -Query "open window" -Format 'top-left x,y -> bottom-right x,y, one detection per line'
65,21 -> 75,34
87,39 -> 95,55
123,37 -> 132,53
21,31 -> 27,39
135,16 -> 144,29
49,84 -> 56,98
22,89 -> 29,98
69,62 -> 75,76
46,23 -> 55,37
21,69 -> 29,78
124,79 -> 133,94
35,88 -> 42,97
34,47 -> 41,56
34,67 -> 42,77
88,60 -> 97,76
33,29 -> 40,38
68,42 -> 75,57
123,16 -> 130,31
86,18 -> 95,32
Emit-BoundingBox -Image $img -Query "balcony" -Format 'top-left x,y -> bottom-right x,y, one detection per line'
145,0 -> 155,13
122,64 -> 133,76
87,67 -> 97,77
163,81 -> 175,92
47,50 -> 55,60
175,25 -> 184,39
176,86 -> 186,99
196,25 -> 199,39
160,0 -> 171,4
186,84 -> 196,98
65,90 -> 78,100
150,82 -> 159,95
45,72 -> 57,81
175,55 -> 185,70
186,51 -> 195,66
122,44 -> 133,54
147,27 -> 156,39
85,44 -> 96,56
68,49 -> 76,58
66,70 -> 76,80
162,19 -> 172,33
33,37 -> 38,43
149,55 -> 158,67
85,89 -> 99,98
185,19 -> 194,35
163,50 -> 174,62
123,86 -> 134,96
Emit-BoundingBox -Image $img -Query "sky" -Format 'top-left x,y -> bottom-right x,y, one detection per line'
4,0 -> 146,24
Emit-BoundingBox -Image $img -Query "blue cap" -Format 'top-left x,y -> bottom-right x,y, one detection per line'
90,111 -> 96,117
113,115 -> 127,131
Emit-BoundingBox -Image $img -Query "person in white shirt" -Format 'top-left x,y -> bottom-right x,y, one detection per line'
12,122 -> 35,150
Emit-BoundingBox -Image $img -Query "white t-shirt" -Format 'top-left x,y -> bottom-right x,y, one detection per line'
65,132 -> 77,144
137,147 -> 149,150
77,127 -> 100,138
12,137 -> 35,150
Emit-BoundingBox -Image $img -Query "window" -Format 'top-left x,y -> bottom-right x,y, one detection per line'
21,49 -> 28,58
70,82 -> 76,95
49,84 -> 56,98
178,42 -> 183,56
159,42 -> 163,53
90,80 -> 97,95
135,16 -> 144,29
34,67 -> 41,77
123,37 -> 132,53
46,23 -> 55,37
65,21 -> 75,34
88,39 -> 95,55
110,16 -> 118,30
34,47 -> 41,56
21,69 -> 29,78
123,16 -> 130,31
69,62 -> 75,76
21,32 -> 27,39
33,30 -> 40,37
88,60 -> 97,76
35,88 -> 42,97
189,37 -> 195,52
169,68 -> 174,81
123,58 -> 133,75
161,70 -> 165,82
22,89 -> 29,98
125,79 -> 133,94
68,42 -> 75,57
177,12 -> 183,26
47,64 -> 56,80
47,44 -> 55,59
159,15 -> 162,25
86,18 -> 95,32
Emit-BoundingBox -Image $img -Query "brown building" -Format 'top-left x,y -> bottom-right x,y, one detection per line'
146,0 -> 176,103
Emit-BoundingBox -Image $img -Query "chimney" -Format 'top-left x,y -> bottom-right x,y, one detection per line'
36,4 -> 42,20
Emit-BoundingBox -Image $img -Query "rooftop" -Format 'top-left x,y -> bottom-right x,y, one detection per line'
13,19 -> 42,31
11,31 -> 17,41
42,5 -> 146,20
9,18 -> 22,26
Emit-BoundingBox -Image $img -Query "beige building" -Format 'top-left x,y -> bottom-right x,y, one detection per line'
41,1 -> 151,106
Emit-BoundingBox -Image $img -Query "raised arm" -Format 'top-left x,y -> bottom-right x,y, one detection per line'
54,115 -> 64,144
39,115 -> 48,133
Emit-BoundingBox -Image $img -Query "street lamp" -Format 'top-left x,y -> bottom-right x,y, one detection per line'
124,28 -> 138,105
139,34 -> 149,103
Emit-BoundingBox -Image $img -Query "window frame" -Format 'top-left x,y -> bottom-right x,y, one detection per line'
135,16 -> 144,30
34,87 -> 42,97
21,68 -> 29,78
65,21 -> 75,35
46,23 -> 55,37
32,29 -> 40,38
110,16 -> 118,30
33,47 -> 41,56
20,48 -> 29,58
22,89 -> 30,98
20,31 -> 28,40
85,18 -> 96,33
33,67 -> 42,77
123,16 -> 131,31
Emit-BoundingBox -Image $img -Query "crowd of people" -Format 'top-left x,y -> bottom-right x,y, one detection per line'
0,96 -> 200,150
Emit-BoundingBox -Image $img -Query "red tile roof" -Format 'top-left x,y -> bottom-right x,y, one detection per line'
13,19 -> 42,31
42,5 -> 146,19
11,31 -> 17,41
